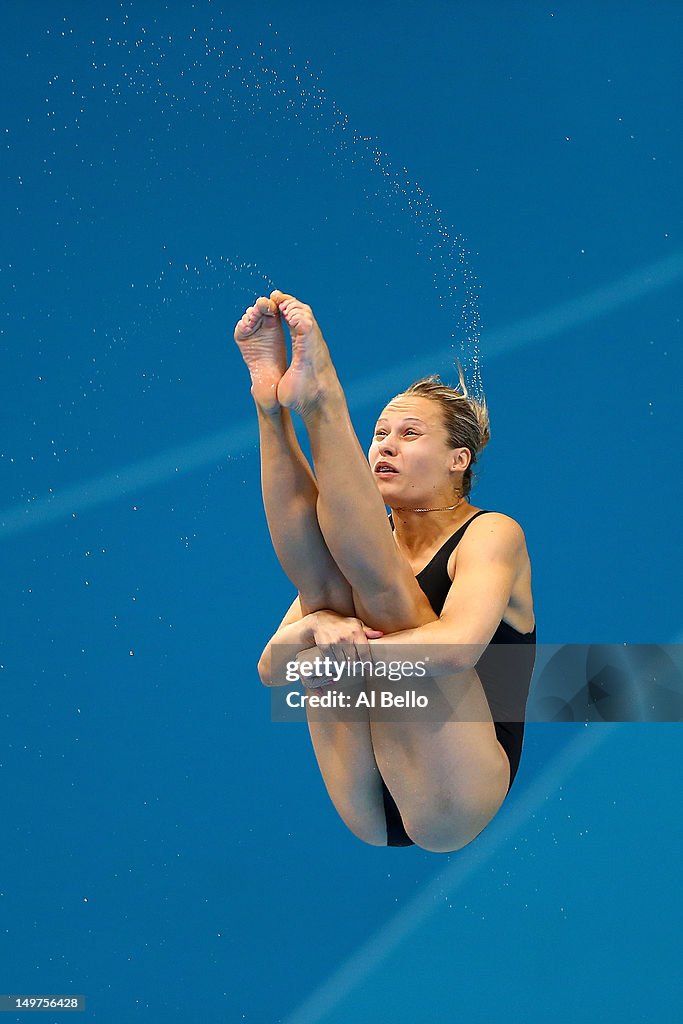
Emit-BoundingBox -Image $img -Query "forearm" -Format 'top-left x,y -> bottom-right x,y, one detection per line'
369,620 -> 484,675
258,615 -> 317,686
293,619 -> 481,686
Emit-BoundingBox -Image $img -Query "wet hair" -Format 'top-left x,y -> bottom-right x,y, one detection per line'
396,364 -> 491,498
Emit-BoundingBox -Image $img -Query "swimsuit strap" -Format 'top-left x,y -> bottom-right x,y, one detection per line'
413,509 -> 493,577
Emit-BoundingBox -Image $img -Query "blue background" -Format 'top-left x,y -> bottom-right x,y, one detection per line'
1,2 -> 681,1021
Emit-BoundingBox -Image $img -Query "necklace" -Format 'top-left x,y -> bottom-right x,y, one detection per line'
394,497 -> 464,514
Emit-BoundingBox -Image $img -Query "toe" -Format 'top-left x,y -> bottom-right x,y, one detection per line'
271,289 -> 295,306
255,296 -> 275,315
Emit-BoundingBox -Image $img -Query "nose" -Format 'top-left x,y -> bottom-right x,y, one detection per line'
379,436 -> 398,455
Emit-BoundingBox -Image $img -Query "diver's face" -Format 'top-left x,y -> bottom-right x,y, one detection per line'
368,396 -> 465,507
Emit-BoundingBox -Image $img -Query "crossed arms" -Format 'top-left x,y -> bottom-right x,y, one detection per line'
259,514 -> 526,684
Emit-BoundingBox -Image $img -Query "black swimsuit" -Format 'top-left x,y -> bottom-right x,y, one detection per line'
382,509 -> 537,847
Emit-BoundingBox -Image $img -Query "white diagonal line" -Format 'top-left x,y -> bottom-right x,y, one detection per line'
281,724 -> 618,1024
2,251 -> 681,539
281,627 -> 683,1023
0,421 -> 255,536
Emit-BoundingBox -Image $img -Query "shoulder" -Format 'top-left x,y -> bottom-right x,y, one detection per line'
459,511 -> 527,560
445,509 -> 530,581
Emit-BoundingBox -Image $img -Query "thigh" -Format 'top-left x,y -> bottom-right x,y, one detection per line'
306,705 -> 388,847
351,576 -> 437,635
369,670 -> 510,847
494,721 -> 525,792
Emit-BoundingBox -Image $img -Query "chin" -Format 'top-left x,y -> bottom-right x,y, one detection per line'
376,480 -> 401,497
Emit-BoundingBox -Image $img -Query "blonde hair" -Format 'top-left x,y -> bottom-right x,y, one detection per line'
397,363 -> 490,498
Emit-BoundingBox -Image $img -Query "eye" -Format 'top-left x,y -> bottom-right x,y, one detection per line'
374,429 -> 387,438
405,429 -> 418,436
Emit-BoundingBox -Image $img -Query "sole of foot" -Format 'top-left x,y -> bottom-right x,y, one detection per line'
234,295 -> 288,414
271,290 -> 340,416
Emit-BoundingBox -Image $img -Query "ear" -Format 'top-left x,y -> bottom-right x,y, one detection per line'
450,447 -> 471,472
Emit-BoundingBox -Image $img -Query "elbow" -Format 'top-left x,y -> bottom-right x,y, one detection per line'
257,649 -> 272,687
439,640 -> 487,675
455,650 -> 481,673
459,651 -> 487,674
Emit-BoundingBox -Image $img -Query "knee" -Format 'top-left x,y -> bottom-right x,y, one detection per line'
335,802 -> 388,847
406,804 -> 498,854
344,815 -> 388,847
404,766 -> 509,854
406,816 -> 485,853
355,572 -> 438,634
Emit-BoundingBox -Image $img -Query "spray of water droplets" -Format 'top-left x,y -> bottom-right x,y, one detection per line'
30,1 -> 484,397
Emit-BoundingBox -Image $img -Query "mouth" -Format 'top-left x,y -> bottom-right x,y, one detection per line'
374,462 -> 399,475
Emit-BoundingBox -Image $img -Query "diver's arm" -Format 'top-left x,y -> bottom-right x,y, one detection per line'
258,601 -> 383,686
257,596 -> 315,686
296,515 -> 525,678
368,514 -> 524,673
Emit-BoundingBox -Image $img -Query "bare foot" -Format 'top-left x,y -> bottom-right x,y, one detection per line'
234,295 -> 288,414
271,290 -> 341,417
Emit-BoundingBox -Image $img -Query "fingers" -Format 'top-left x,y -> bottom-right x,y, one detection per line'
350,640 -> 371,675
305,616 -> 385,687
296,647 -> 331,689
359,623 -> 383,665
316,630 -> 365,666
329,641 -> 347,666
333,631 -> 375,675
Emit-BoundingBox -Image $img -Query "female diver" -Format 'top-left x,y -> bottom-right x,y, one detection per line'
234,290 -> 536,852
